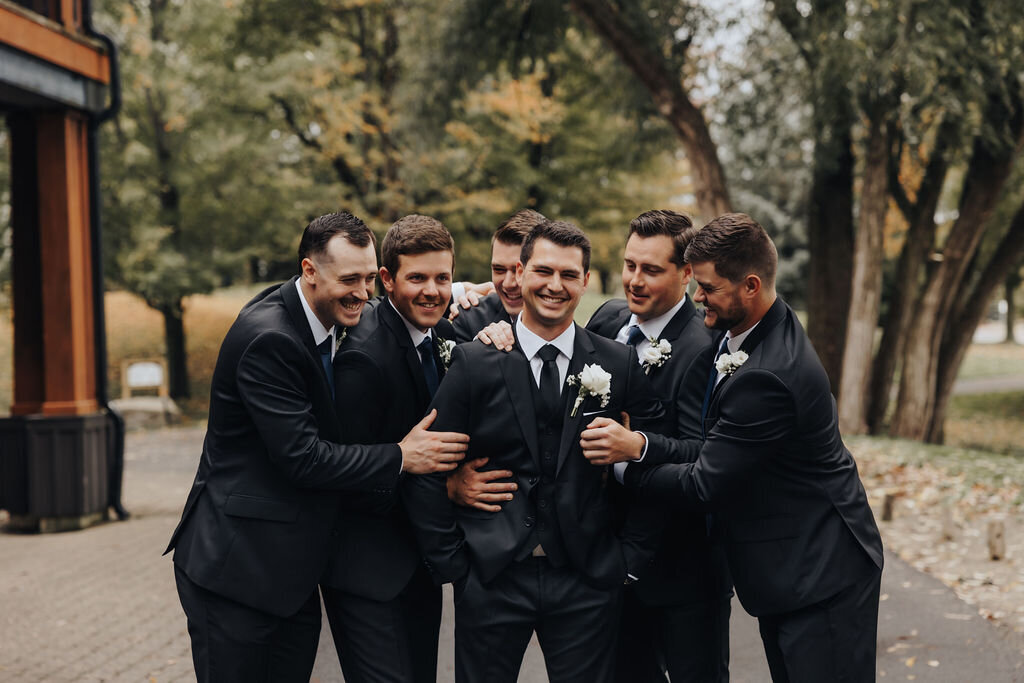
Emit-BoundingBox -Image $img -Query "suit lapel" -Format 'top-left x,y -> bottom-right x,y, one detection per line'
380,302 -> 431,409
499,342 -> 541,467
281,277 -> 334,402
659,296 -> 697,343
707,298 -> 788,413
556,327 -> 594,476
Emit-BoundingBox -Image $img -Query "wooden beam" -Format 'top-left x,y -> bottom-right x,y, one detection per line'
0,2 -> 109,84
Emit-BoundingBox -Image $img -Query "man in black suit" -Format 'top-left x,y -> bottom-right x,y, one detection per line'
406,220 -> 664,682
618,213 -> 884,682
322,215 -> 457,682
584,209 -> 729,683
166,212 -> 468,683
450,208 -> 545,342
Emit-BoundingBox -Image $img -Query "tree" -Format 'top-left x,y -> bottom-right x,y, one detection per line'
97,0 -> 319,399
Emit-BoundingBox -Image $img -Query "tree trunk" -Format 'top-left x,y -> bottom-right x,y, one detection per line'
926,204 -> 1024,442
568,0 -> 731,221
1005,272 -> 1020,344
805,117 -> 855,395
891,121 -> 1023,439
159,298 -> 190,400
838,115 -> 889,433
866,120 -> 953,433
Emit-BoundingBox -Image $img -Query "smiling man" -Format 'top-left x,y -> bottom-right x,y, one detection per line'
322,214 -> 459,683
166,212 -> 467,682
625,213 -> 884,682
450,208 -> 546,342
406,219 -> 664,683
584,210 -> 729,683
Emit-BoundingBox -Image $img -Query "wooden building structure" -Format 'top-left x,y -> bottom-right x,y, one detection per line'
0,0 -> 124,531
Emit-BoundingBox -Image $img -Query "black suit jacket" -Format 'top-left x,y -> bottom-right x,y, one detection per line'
450,293 -> 512,343
628,298 -> 884,617
405,325 -> 664,589
586,297 -> 726,605
323,301 -> 454,601
166,278 -> 402,617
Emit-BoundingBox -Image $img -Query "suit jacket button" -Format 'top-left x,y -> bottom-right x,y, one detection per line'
538,499 -> 547,508
524,517 -> 535,527
529,477 -> 538,485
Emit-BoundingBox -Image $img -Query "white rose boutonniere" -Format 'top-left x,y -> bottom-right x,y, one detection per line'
437,338 -> 456,370
640,338 -> 672,374
715,350 -> 748,377
567,363 -> 612,417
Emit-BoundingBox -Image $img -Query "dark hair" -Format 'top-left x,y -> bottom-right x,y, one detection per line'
520,220 -> 591,272
298,211 -> 375,263
493,209 -> 546,247
684,213 -> 777,287
381,214 -> 455,275
628,209 -> 695,266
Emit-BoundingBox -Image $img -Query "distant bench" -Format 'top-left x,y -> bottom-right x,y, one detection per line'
120,359 -> 169,399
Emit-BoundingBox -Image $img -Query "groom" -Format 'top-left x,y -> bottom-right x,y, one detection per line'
405,219 -> 664,682
619,213 -> 884,682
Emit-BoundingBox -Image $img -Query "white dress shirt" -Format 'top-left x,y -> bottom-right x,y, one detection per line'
515,316 -> 574,389
614,294 -> 689,356
295,279 -> 339,359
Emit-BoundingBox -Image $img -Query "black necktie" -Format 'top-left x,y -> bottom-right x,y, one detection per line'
418,337 -> 440,399
700,337 -> 730,437
625,324 -> 645,347
318,337 -> 335,399
537,344 -> 562,417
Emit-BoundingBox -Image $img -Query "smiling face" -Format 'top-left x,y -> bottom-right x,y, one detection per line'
518,237 -> 589,339
491,240 -> 524,316
381,250 -> 454,332
302,234 -> 378,330
622,233 -> 691,323
691,261 -> 750,333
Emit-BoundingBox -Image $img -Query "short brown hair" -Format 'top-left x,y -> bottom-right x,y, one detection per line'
521,220 -> 591,272
685,213 -> 777,287
493,209 -> 546,247
298,211 -> 375,263
628,210 -> 695,266
381,214 -> 455,275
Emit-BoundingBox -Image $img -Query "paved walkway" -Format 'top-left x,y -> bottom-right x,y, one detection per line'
1,425 -> 1023,681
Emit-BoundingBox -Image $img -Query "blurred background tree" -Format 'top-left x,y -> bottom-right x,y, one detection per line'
69,0 -> 1024,446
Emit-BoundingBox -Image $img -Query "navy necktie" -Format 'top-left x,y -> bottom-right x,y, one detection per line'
700,337 -> 730,437
418,337 -> 440,399
537,344 -> 562,417
318,337 -> 335,399
625,324 -> 645,347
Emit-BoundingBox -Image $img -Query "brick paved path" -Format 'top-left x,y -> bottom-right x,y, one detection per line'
2,425 -> 1023,682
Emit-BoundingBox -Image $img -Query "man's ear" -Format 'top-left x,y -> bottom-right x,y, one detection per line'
380,266 -> 396,293
515,261 -> 525,286
743,273 -> 762,299
301,257 -> 316,284
680,263 -> 693,285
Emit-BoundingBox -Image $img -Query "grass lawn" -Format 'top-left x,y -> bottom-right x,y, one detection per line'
945,390 -> 1024,458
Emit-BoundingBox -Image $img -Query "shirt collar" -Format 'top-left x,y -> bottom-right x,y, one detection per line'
627,293 -> 688,342
516,315 -> 575,362
388,297 -> 433,348
294,278 -> 336,354
724,318 -> 759,354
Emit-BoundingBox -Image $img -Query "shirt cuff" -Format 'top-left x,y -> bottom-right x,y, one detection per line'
612,432 -> 648,484
451,281 -> 467,303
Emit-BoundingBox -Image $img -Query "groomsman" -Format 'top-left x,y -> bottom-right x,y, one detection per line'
584,209 -> 729,682
618,213 -> 884,682
406,220 -> 664,682
450,208 -> 546,342
166,212 -> 467,682
322,215 -> 458,682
